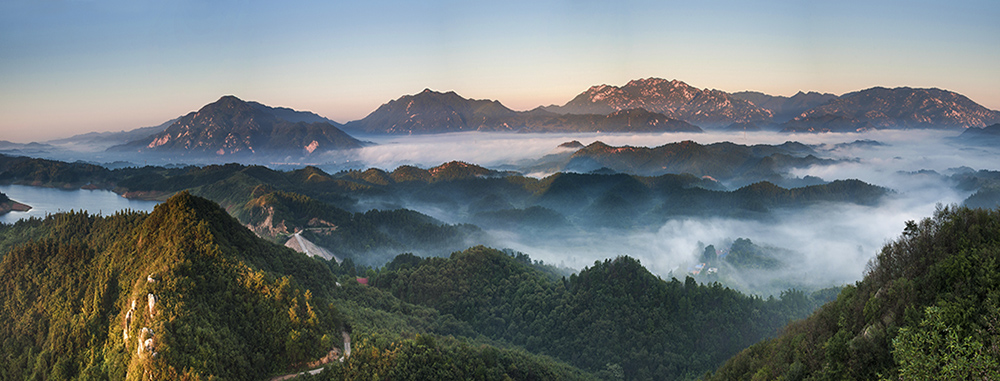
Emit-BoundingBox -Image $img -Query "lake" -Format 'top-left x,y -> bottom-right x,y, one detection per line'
0,184 -> 161,224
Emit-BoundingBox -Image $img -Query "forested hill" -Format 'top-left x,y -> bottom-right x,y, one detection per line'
370,247 -> 828,380
0,193 -> 596,380
706,205 -> 1000,380
0,192 -> 345,379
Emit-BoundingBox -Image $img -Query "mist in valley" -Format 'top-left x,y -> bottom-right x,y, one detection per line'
16,128 -> 996,297
324,129 -> 991,296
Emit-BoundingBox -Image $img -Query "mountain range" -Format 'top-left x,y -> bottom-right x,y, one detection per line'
341,88 -> 701,134
345,78 -> 999,134
20,78 -> 1000,156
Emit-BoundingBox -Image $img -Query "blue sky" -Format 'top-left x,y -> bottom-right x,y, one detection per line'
2,0 -> 998,142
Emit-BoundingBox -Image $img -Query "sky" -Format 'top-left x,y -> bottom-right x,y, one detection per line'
2,0 -> 999,142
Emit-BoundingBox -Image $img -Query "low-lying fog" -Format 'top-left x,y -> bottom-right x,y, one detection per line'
331,130 -> 992,295
30,129 -> 997,296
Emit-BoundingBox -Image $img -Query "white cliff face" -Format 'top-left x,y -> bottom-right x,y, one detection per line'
123,298 -> 138,347
124,277 -> 160,356
138,327 -> 155,356
148,293 -> 157,317
123,309 -> 133,341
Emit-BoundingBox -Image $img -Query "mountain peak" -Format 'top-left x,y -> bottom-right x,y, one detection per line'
208,95 -> 252,110
624,77 -> 680,88
554,78 -> 771,127
343,89 -> 518,134
111,97 -> 362,155
583,140 -> 613,150
557,140 -> 585,149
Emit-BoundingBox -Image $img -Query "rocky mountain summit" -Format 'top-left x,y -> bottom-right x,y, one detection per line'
545,78 -> 773,128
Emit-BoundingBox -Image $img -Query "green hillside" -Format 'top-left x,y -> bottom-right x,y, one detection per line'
706,205 -> 1000,380
0,192 -> 343,379
371,246 -> 826,380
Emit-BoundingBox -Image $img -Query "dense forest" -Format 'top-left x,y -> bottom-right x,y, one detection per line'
367,246 -> 827,380
705,205 -> 1000,380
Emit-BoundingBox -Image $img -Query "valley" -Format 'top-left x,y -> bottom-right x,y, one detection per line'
4,0 -> 1000,378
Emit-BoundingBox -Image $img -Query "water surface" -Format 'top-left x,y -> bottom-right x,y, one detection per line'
0,184 -> 160,224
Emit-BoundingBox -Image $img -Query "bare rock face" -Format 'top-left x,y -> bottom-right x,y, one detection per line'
138,327 -> 154,356
245,206 -> 291,237
123,299 -> 139,347
148,293 -> 157,317
123,309 -> 134,342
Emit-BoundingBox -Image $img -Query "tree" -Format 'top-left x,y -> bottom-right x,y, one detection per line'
892,306 -> 999,380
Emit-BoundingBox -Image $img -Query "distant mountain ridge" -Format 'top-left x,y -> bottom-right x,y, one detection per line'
110,95 -> 363,156
48,118 -> 178,150
343,88 -> 702,134
731,90 -> 838,123
563,140 -> 830,186
782,87 -> 1000,132
954,123 -> 1000,146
